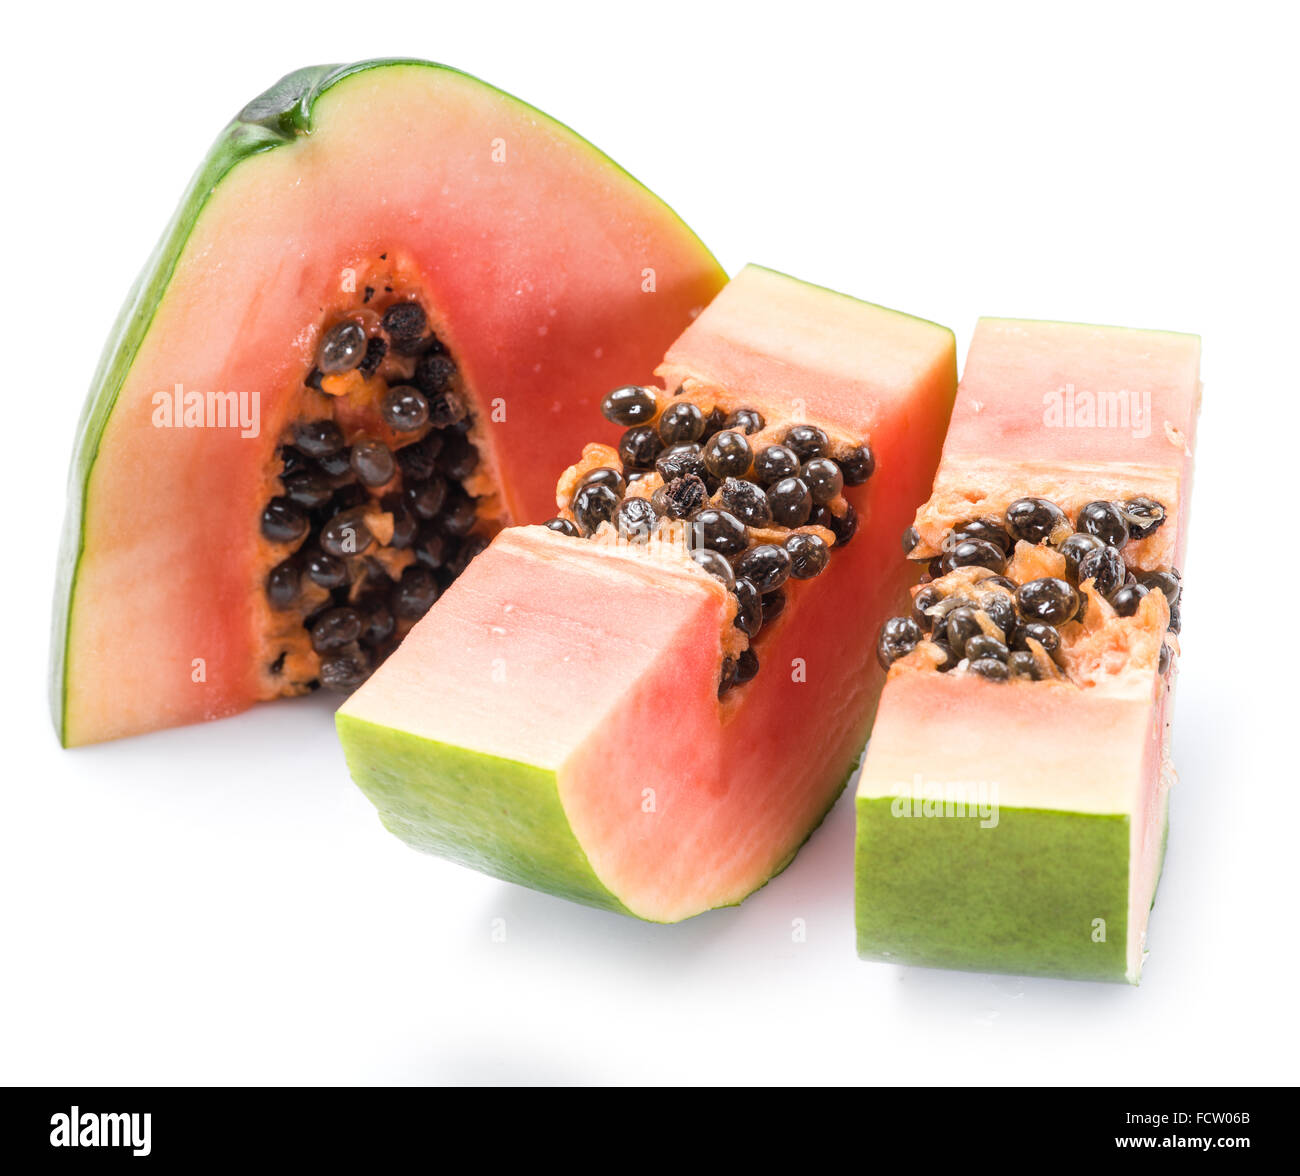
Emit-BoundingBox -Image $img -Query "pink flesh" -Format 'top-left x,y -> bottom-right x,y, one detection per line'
65,64 -> 723,745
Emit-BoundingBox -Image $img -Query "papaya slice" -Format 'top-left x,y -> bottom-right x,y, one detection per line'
857,317 -> 1201,982
338,266 -> 958,921
52,60 -> 725,747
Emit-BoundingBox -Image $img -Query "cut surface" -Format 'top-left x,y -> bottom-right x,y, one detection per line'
55,60 -> 725,746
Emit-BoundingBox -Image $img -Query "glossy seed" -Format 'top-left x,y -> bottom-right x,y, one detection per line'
310,607 -> 363,653
350,439 -> 396,487
761,590 -> 786,624
1110,582 -> 1149,617
292,418 -> 345,459
405,477 -> 448,520
1120,496 -> 1166,540
949,517 -> 1014,556
572,482 -> 620,535
440,493 -> 477,537
1077,544 -> 1126,597
901,525 -> 920,556
261,497 -> 308,543
969,657 -> 1009,681
393,566 -> 440,619
964,634 -> 1009,662
1158,643 -> 1172,675
753,444 -> 800,486
910,584 -> 943,632
944,606 -> 984,657
317,321 -> 367,373
414,528 -> 449,569
784,424 -> 829,460
281,468 -> 333,510
801,457 -> 844,505
703,430 -> 752,478
544,517 -> 580,537
767,477 -> 812,527
877,616 -> 923,669
785,532 -> 830,579
578,466 -> 626,497
305,550 -> 348,590
690,547 -> 735,589
658,402 -> 706,444
361,599 -> 396,646
837,443 -> 875,486
714,478 -> 768,527
447,533 -> 491,577
735,544 -> 791,593
1008,650 -> 1042,680
600,385 -> 658,426
691,508 -> 748,556
1015,577 -> 1079,625
1167,601 -> 1182,635
975,592 -> 1018,642
266,560 -> 299,609
1138,569 -> 1181,606
380,385 -> 430,432
617,425 -> 664,471
655,444 -> 706,483
614,496 -> 657,542
319,508 -> 374,557
382,495 -> 417,549
941,537 -> 1007,575
1005,497 -> 1067,545
319,645 -> 371,692
1013,621 -> 1061,656
1077,500 -> 1130,548
733,579 -> 763,638
381,302 -> 429,353
717,657 -> 738,698
724,408 -> 765,435
1057,531 -> 1106,580
816,502 -> 858,547
734,647 -> 760,684
438,433 -> 478,480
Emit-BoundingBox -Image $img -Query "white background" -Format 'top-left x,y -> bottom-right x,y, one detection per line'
2,0 -> 1296,1085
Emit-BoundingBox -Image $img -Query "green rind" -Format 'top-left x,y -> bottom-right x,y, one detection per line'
336,712 -> 631,916
50,58 -> 723,745
855,797 -> 1132,983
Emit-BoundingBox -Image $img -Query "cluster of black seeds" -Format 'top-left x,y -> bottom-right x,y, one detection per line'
545,384 -> 875,697
261,300 -> 485,691
880,494 -> 1182,682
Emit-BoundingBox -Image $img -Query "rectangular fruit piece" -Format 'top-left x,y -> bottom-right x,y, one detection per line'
855,317 -> 1200,982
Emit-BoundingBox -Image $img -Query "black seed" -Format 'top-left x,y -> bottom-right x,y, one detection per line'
381,301 -> 429,352
617,425 -> 664,471
544,517 -> 580,537
1057,531 -> 1106,580
447,533 -> 491,577
572,482 -> 620,535
319,645 -> 371,692
396,432 -> 442,481
1008,650 -> 1042,680
660,475 -> 708,520
318,321 -> 367,373
1005,497 -> 1067,545
802,458 -> 844,505
983,575 -> 1019,592
358,335 -> 387,377
837,443 -> 875,485
733,578 -> 763,638
734,647 -> 760,684
1158,642 -> 1172,675
318,449 -> 354,481
767,477 -> 812,527
614,496 -> 657,542
381,385 -> 430,432
941,538 -> 1007,575
1015,578 -> 1079,625
753,444 -> 800,486
718,657 -> 738,698
414,528 -> 449,569
266,559 -> 299,609
902,525 -> 920,556
784,424 -> 829,460
281,468 -> 333,510
658,402 -> 706,444
701,407 -> 727,438
438,433 -> 478,480
762,590 -> 786,624
279,446 -> 311,476
393,566 -> 440,619
911,584 -> 943,632
405,477 -> 448,520
440,494 -> 478,537
293,418 -> 345,459
577,466 -> 625,496
350,439 -> 396,487
786,532 -> 830,579
1138,569 -> 1181,606
415,351 -> 458,397
975,592 -> 1018,642
655,443 -> 706,483
690,547 -> 735,589
305,550 -> 348,590
1077,500 -> 1130,548
360,598 -> 395,646
944,606 -> 984,657
703,430 -> 753,478
600,385 -> 658,426
877,616 -> 923,669
427,388 -> 468,429
331,482 -> 368,511
719,477 -> 773,527
1012,620 -> 1061,657
735,544 -> 791,593
261,497 -> 308,543
816,503 -> 858,547
691,508 -> 748,556
950,517 -> 1014,556
320,508 -> 374,557
1077,544 -> 1126,597
381,494 -> 418,549
1110,583 -> 1149,617
1120,496 -> 1166,540
1167,601 -> 1182,635
310,607 -> 363,653
969,657 -> 1009,681
965,634 -> 1009,662
305,368 -> 324,391
724,408 -> 765,435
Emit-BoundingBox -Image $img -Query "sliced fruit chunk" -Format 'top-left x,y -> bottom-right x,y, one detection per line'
857,317 -> 1201,982
338,266 -> 957,920
53,59 -> 725,746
